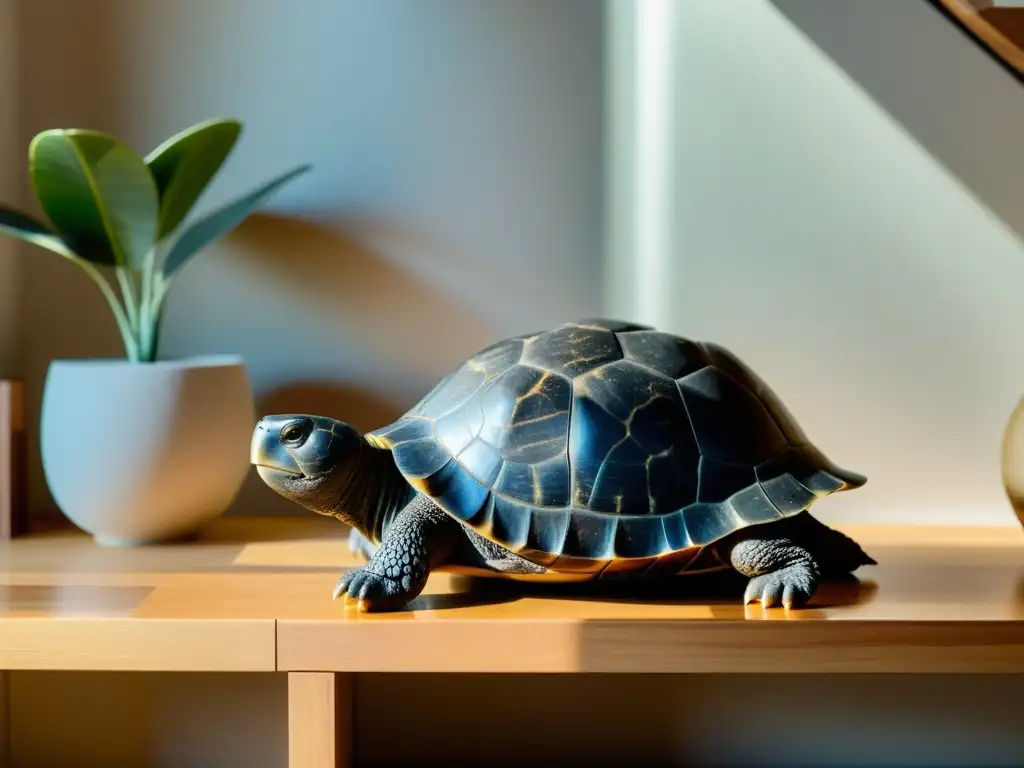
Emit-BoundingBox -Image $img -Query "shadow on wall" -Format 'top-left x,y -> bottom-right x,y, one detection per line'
197,212 -> 501,379
769,0 -> 1024,246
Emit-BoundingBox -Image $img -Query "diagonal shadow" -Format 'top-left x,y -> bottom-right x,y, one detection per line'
770,0 -> 1024,246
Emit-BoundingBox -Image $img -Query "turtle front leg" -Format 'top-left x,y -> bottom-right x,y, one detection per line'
333,495 -> 462,612
725,534 -> 821,610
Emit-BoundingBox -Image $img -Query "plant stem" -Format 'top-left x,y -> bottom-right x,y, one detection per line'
138,248 -> 156,362
115,266 -> 140,337
148,272 -> 171,360
79,261 -> 139,361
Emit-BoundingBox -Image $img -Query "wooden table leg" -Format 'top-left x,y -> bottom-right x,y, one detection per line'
0,671 -> 9,768
288,672 -> 352,768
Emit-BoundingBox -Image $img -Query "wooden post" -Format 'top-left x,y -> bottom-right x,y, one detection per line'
0,671 -> 9,768
0,381 -> 26,539
288,672 -> 352,768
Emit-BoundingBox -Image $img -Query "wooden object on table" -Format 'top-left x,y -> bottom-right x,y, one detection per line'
0,381 -> 26,540
0,516 -> 1023,674
288,673 -> 351,768
934,0 -> 1024,73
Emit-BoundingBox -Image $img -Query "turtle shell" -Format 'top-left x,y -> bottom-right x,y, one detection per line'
367,320 -> 865,577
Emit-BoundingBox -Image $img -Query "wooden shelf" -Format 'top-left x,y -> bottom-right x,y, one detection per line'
0,516 -> 1022,674
934,0 -> 1024,73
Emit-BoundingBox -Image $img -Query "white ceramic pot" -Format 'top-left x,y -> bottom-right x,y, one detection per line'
40,355 -> 254,545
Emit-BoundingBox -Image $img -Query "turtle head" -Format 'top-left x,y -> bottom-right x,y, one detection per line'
250,414 -> 364,516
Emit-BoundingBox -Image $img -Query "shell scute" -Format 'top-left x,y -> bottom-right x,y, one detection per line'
677,366 -> 787,464
618,329 -> 709,379
560,508 -> 617,560
522,323 -> 622,378
570,362 -> 699,515
614,515 -> 669,558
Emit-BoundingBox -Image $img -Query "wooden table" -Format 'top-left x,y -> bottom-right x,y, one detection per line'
0,517 -> 1022,767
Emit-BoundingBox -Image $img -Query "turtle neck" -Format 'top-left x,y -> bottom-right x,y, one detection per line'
324,437 -> 417,544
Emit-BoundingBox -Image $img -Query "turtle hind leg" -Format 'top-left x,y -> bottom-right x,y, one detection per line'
723,513 -> 876,609
726,534 -> 821,609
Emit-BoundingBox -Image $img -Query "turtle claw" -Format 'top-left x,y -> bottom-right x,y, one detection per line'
332,566 -> 417,612
332,575 -> 349,601
743,563 -> 817,610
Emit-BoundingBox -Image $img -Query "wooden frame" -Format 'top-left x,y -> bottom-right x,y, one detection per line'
930,0 -> 1024,78
0,381 -> 26,539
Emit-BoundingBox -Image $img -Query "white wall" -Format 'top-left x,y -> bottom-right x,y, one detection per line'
608,0 -> 1024,527
15,0 -> 606,518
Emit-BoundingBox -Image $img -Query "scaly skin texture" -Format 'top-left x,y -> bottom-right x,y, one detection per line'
334,494 -> 464,611
729,537 -> 820,609
725,512 -> 875,609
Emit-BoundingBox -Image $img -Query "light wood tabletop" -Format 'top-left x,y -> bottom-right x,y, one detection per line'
0,516 -> 1022,674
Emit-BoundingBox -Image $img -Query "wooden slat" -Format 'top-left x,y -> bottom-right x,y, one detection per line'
0,382 -> 25,540
288,672 -> 351,768
279,620 -> 582,674
577,619 -> 1024,673
277,617 -> 1024,674
0,618 -> 275,671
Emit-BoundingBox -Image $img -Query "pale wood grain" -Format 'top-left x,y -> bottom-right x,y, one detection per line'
288,673 -> 351,768
277,616 -> 1024,674
279,619 -> 582,674
0,618 -> 275,671
577,620 -> 1024,673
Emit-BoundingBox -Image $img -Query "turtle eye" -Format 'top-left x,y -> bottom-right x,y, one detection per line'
280,423 -> 305,445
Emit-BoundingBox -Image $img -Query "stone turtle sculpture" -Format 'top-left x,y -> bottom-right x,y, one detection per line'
251,319 -> 873,612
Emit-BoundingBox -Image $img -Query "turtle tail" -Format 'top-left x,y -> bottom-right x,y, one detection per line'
803,517 -> 877,575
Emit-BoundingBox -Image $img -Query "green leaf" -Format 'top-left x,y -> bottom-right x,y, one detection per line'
29,128 -> 159,269
0,205 -> 78,259
0,206 -> 139,360
145,118 -> 242,239
163,163 -> 311,277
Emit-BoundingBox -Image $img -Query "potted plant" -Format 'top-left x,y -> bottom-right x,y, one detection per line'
0,118 -> 311,544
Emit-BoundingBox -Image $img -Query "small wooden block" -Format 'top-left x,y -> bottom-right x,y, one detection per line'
0,381 -> 26,540
288,672 -> 352,768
